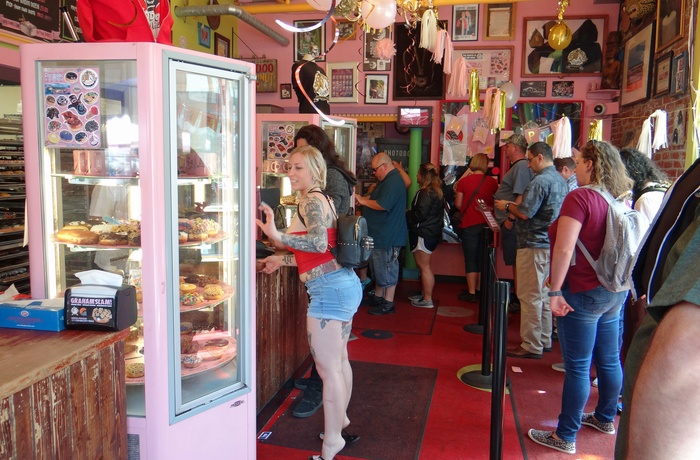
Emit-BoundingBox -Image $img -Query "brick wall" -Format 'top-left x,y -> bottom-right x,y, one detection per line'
611,6 -> 692,180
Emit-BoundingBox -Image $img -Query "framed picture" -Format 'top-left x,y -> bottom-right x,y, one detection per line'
336,19 -> 358,41
453,46 -> 513,90
520,81 -> 546,98
452,5 -> 479,42
363,26 -> 392,71
512,102 -> 585,148
365,74 -> 389,104
653,51 -> 673,96
198,22 -> 211,48
393,22 -> 446,100
552,81 -> 575,98
670,51 -> 687,96
280,83 -> 292,100
326,62 -> 358,103
656,0 -> 684,53
214,33 -> 230,58
397,106 -> 433,128
293,20 -> 326,62
522,16 -> 607,76
484,4 -> 515,40
621,22 -> 655,106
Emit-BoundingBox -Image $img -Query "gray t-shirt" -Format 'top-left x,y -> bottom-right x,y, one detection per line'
494,158 -> 534,224
515,165 -> 568,249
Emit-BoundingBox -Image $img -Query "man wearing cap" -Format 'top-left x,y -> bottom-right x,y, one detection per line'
493,133 -> 534,311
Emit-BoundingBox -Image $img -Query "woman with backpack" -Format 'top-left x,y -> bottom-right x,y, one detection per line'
257,145 -> 362,460
406,163 -> 445,308
619,147 -> 669,224
527,140 -> 634,454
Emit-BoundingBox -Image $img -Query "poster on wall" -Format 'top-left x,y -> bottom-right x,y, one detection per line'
363,26 -> 392,71
0,0 -> 60,40
43,67 -> 102,149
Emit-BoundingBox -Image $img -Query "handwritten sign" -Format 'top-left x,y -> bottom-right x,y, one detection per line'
242,58 -> 277,93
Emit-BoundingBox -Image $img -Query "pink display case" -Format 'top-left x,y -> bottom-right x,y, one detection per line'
21,42 -> 257,459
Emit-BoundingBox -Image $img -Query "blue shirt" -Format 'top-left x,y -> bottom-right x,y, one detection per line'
494,158 -> 534,224
516,165 -> 568,249
363,169 -> 407,249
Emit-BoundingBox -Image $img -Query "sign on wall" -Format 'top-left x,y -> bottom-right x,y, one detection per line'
242,58 -> 278,93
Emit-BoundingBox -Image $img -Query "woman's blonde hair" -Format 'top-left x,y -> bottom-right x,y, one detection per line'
419,163 -> 443,199
290,145 -> 327,190
468,153 -> 489,173
580,140 -> 633,198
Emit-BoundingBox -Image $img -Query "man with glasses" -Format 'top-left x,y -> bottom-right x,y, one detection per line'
495,142 -> 568,359
356,152 -> 408,315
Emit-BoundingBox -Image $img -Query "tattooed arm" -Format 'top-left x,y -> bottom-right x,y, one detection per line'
259,253 -> 296,274
280,193 -> 330,253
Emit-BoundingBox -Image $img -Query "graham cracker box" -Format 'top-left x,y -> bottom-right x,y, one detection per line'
0,299 -> 66,332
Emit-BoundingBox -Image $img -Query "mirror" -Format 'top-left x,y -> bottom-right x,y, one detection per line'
510,101 -> 584,150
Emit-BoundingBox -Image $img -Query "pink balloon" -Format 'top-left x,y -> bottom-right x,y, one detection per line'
500,82 -> 518,108
361,0 -> 397,30
306,0 -> 336,11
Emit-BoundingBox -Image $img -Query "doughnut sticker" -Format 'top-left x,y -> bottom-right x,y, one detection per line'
65,71 -> 78,82
80,69 -> 98,88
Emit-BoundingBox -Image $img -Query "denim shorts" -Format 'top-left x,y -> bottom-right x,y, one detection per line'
369,247 -> 401,288
305,268 -> 362,322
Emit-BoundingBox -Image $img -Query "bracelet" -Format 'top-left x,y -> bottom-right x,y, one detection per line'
505,203 -> 510,212
548,290 -> 563,297
507,217 -> 516,222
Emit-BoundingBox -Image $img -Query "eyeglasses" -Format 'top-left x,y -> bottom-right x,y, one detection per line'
372,163 -> 387,173
527,155 -> 538,163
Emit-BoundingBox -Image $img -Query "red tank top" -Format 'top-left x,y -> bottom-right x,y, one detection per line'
285,228 -> 338,274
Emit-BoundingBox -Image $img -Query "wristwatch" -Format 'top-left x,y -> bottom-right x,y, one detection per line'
548,290 -> 563,297
505,203 -> 511,212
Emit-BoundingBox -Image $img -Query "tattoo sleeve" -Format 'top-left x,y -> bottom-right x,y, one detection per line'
280,194 -> 329,253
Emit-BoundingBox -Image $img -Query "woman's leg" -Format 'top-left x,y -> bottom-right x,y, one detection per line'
308,316 -> 349,459
593,291 -> 626,422
413,250 -> 434,301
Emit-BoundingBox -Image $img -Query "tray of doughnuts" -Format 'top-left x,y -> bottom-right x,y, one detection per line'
179,279 -> 233,312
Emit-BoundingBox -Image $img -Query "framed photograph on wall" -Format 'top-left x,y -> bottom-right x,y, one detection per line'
653,51 -> 673,96
520,81 -> 547,98
522,16 -> 607,76
393,21 -> 446,100
670,50 -> 687,96
293,20 -> 326,62
484,4 -> 515,40
453,46 -> 513,90
621,22 -> 654,106
198,22 -> 211,48
365,74 -> 389,104
326,62 -> 358,103
280,83 -> 292,100
552,81 -> 575,98
336,19 -> 358,41
214,33 -> 230,58
363,26 -> 392,71
452,5 -> 479,42
656,0 -> 684,53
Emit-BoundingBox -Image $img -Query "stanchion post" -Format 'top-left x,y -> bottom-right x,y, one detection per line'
490,281 -> 510,460
464,227 -> 494,335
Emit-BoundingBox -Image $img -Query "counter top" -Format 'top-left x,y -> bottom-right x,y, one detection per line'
0,328 -> 128,400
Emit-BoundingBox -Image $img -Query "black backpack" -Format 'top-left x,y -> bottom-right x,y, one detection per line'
298,192 -> 374,268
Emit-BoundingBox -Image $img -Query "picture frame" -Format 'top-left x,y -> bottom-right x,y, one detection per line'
397,106 -> 433,128
621,22 -> 655,106
363,26 -> 392,71
293,20 -> 326,62
393,22 -> 446,100
670,51 -> 687,96
214,33 -> 230,58
656,0 -> 684,53
453,46 -> 513,90
326,62 -> 358,103
653,51 -> 673,97
484,4 -> 515,40
198,22 -> 211,48
365,74 -> 389,104
336,19 -> 358,41
280,83 -> 293,100
520,81 -> 547,98
552,81 -> 575,98
452,5 -> 479,42
522,16 -> 607,76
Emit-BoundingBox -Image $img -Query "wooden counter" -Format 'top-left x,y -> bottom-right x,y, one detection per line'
0,328 -> 128,460
256,265 -> 310,413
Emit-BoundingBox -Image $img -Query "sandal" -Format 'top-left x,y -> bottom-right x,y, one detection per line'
318,429 -> 360,445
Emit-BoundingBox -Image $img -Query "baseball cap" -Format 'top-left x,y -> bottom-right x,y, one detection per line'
502,133 -> 528,150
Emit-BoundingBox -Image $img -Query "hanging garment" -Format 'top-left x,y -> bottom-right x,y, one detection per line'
551,116 -> 572,158
78,0 -> 173,44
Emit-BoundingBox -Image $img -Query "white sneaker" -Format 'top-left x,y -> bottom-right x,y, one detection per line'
592,378 -> 598,388
408,294 -> 423,302
411,298 -> 434,308
552,362 -> 566,373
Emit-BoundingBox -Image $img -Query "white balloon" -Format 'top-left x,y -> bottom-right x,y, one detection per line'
361,0 -> 397,30
306,0 -> 335,11
500,81 -> 518,108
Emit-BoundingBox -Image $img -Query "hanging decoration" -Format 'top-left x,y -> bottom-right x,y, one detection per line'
499,81 -> 518,108
469,69 -> 479,112
588,119 -> 603,141
447,55 -> 469,99
636,109 -> 669,157
637,117 -> 653,156
551,115 -> 572,157
548,0 -> 572,50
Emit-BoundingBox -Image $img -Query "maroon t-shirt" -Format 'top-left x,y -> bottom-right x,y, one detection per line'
548,188 -> 608,293
455,174 -> 499,228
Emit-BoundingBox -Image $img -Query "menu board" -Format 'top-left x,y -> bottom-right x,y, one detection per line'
0,0 -> 60,40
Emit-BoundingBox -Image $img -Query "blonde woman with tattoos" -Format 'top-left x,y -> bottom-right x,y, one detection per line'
257,145 -> 362,460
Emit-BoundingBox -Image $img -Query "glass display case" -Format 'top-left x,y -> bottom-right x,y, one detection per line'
21,43 -> 256,459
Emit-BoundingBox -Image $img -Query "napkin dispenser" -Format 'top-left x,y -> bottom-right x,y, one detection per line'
64,284 -> 137,331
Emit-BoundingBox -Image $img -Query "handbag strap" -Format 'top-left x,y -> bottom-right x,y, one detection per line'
460,174 -> 487,214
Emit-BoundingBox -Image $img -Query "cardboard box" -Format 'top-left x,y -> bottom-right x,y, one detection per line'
0,300 -> 66,332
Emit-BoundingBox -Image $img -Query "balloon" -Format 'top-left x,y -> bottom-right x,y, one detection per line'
500,81 -> 518,108
361,0 -> 397,30
548,21 -> 572,50
306,0 -> 335,11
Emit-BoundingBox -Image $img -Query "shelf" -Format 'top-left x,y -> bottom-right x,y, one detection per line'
586,89 -> 620,100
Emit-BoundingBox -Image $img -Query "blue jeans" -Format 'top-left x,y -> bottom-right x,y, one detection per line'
555,286 -> 628,442
369,247 -> 400,288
